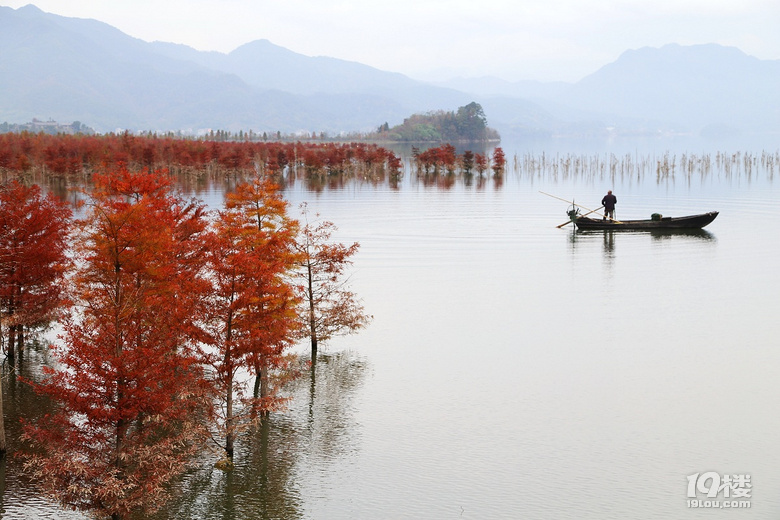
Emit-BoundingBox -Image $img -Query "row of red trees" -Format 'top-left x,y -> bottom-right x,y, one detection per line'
0,169 -> 370,519
412,144 -> 506,176
0,132 -> 402,179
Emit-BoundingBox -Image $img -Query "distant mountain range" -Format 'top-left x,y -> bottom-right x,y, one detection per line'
444,44 -> 780,139
2,4 -> 779,139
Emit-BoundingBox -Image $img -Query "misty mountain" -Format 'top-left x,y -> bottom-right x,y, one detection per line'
0,5 -> 470,133
150,38 -> 473,122
439,44 -> 780,138
432,76 -> 572,101
152,39 -> 422,96
1,5 -> 779,138
567,44 -> 780,134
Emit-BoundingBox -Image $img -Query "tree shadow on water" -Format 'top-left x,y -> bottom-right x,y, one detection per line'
299,351 -> 370,457
0,339 -> 85,519
142,350 -> 369,520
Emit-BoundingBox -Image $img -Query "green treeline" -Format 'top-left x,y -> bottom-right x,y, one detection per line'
373,102 -> 500,143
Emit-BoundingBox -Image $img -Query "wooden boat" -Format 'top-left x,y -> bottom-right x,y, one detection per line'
574,211 -> 719,230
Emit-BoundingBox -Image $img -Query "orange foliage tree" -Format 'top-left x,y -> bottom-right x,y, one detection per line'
475,153 -> 488,175
0,180 -> 71,364
22,168 -> 211,520
491,147 -> 506,175
200,177 -> 300,461
295,204 -> 371,360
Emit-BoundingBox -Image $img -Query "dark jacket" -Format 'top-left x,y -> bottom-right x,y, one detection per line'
602,193 -> 617,210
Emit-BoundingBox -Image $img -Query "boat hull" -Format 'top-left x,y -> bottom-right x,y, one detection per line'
574,211 -> 718,230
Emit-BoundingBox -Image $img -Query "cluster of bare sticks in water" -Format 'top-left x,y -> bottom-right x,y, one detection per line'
511,150 -> 780,182
0,132 -> 403,193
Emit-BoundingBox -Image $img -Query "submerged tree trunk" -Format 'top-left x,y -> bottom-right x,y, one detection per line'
260,364 -> 269,418
224,311 -> 235,460
225,374 -> 234,459
16,326 -> 24,364
252,362 -> 271,418
7,324 -> 16,367
310,326 -> 318,361
307,260 -> 318,360
0,369 -> 6,455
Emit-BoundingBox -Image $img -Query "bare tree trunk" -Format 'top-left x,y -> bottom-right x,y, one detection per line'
308,263 -> 318,360
7,325 -> 15,367
309,299 -> 317,363
225,374 -> 234,459
310,325 -> 318,361
225,310 -> 235,460
16,326 -> 23,364
252,361 -> 271,419
0,367 -> 6,455
260,364 -> 269,418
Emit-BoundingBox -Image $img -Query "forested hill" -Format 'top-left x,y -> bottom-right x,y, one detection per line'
371,102 -> 500,142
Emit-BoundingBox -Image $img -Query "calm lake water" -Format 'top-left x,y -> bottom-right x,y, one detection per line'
2,138 -> 780,519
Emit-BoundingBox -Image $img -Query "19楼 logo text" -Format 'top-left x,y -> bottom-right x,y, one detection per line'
686,472 -> 752,509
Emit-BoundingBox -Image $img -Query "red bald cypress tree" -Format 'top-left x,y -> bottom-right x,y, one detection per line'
0,180 -> 71,455
295,203 -> 371,361
22,168 -> 211,520
0,180 -> 72,364
200,177 -> 300,461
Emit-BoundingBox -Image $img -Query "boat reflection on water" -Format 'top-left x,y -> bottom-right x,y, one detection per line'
647,228 -> 716,241
576,228 -> 716,241
567,227 -> 717,265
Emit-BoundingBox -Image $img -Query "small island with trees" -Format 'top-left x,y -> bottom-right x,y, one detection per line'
370,102 -> 500,143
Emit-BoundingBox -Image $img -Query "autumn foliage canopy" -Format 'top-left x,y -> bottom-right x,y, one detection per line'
0,126 -> 388,519
3,155 -> 370,518
21,168 -> 211,518
0,180 -> 71,361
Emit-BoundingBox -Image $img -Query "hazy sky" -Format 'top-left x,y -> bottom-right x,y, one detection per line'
4,0 -> 779,82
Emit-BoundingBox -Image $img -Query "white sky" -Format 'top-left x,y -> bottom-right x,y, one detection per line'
4,0 -> 779,82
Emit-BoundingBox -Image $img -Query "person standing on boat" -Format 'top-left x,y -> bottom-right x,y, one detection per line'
601,190 -> 617,220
